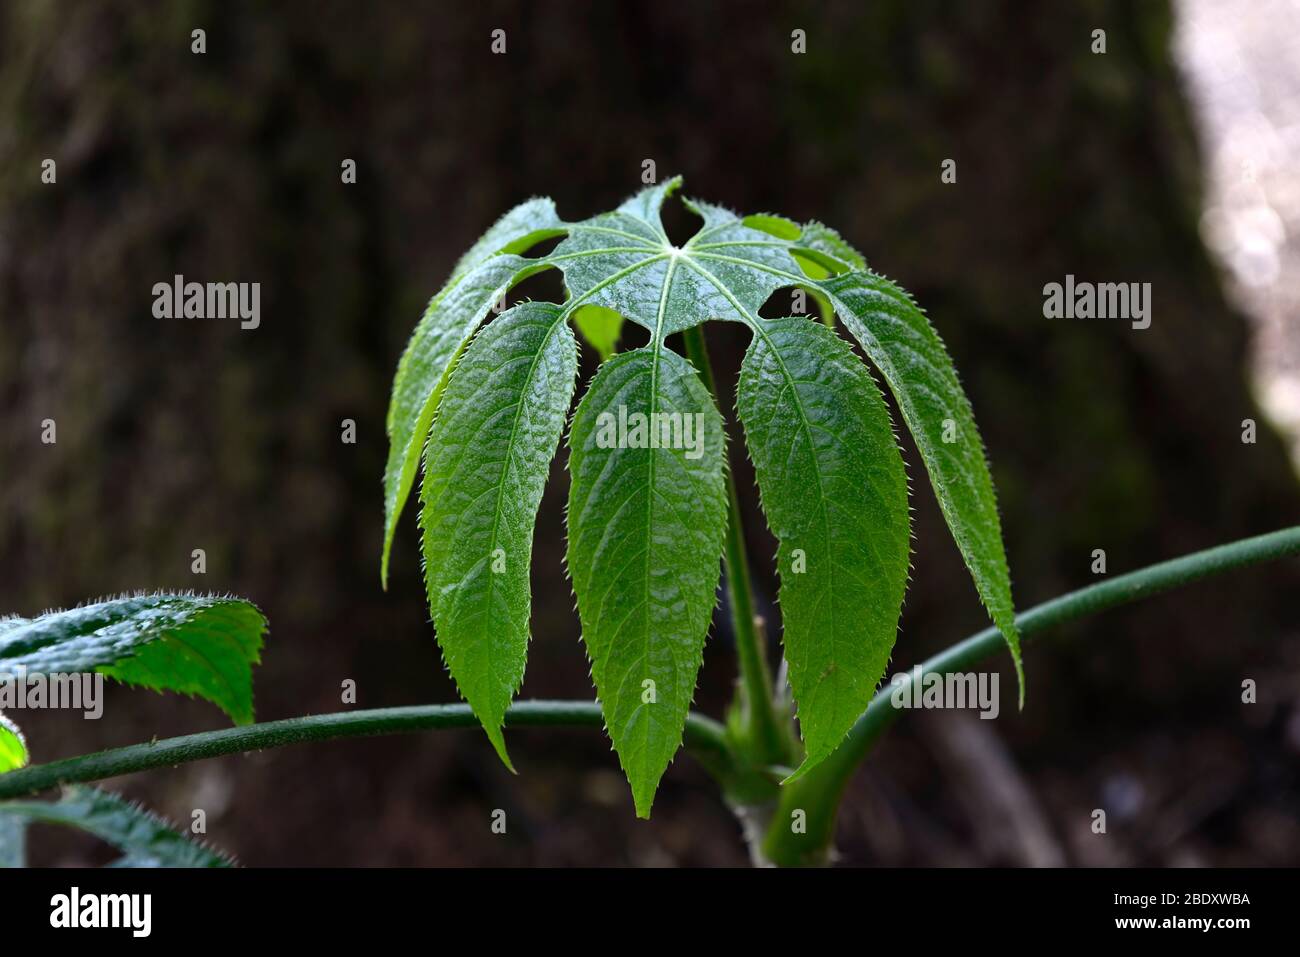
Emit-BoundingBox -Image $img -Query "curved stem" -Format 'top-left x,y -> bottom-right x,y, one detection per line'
0,701 -> 731,801
760,525 -> 1300,866
680,323 -> 791,766
6,527 -> 1299,860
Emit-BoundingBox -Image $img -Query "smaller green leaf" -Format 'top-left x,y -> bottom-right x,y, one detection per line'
0,593 -> 266,726
799,221 -> 867,271
573,305 -> 624,362
791,223 -> 860,323
743,213 -> 802,240
0,711 -> 24,775
0,786 -> 232,868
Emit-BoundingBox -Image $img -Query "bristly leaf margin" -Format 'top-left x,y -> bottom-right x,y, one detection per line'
384,175 -> 1021,809
0,593 -> 267,732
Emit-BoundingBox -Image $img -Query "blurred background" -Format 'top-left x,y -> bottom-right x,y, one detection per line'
2,0 -> 1300,866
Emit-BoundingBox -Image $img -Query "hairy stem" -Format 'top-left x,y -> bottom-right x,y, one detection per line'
680,322 -> 791,766
759,524 -> 1300,866
0,701 -> 732,801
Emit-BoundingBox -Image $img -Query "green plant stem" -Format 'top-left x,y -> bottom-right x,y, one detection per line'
760,524 -> 1300,866
0,701 -> 731,801
680,322 -> 790,767
5,527 -> 1298,860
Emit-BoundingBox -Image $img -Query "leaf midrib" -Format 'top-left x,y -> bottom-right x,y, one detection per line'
681,256 -> 843,715
624,251 -> 680,767
469,310 -> 568,690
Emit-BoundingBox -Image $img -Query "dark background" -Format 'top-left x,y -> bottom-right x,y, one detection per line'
2,0 -> 1298,866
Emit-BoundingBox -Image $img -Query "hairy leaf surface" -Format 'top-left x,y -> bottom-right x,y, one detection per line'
677,206 -> 1022,697
382,198 -> 564,585
0,786 -> 232,868
0,594 -> 266,726
420,301 -> 578,767
738,319 -> 910,773
386,178 -> 1020,807
566,345 -> 727,817
820,271 -> 1023,695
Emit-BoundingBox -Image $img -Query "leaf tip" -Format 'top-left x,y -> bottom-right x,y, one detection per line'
779,756 -> 819,787
485,725 -> 516,774
1013,644 -> 1026,711
380,523 -> 396,591
632,787 -> 655,820
999,618 -> 1026,710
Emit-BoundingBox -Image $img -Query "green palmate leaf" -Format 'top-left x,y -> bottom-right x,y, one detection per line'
386,176 -> 1019,808
566,346 -> 727,817
0,711 -> 25,774
737,319 -> 910,775
420,301 -> 578,768
0,786 -> 232,868
0,594 -> 266,726
382,198 -> 565,586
